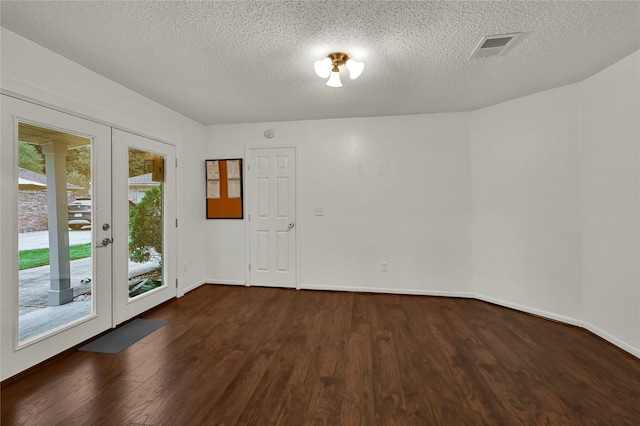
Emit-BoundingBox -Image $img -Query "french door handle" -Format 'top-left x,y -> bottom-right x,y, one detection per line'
96,237 -> 113,248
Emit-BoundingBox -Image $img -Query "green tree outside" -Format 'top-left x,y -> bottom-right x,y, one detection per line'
18,142 -> 44,173
66,146 -> 91,194
129,186 -> 163,264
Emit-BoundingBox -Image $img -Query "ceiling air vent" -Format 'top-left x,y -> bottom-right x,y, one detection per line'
469,32 -> 522,59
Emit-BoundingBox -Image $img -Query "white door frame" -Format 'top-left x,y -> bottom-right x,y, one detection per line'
244,144 -> 300,289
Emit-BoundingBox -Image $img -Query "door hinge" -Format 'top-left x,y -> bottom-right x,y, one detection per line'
176,279 -> 179,288
248,264 -> 251,271
247,164 -> 250,172
248,214 -> 250,221
176,218 -> 178,227
175,158 -> 178,167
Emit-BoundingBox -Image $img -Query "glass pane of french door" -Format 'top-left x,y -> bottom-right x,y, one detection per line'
17,122 -> 94,343
127,147 -> 164,299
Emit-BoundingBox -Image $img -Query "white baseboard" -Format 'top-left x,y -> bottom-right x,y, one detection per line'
474,293 -> 584,327
301,283 -> 474,299
204,279 -> 247,286
180,280 -> 206,296
583,322 -> 640,359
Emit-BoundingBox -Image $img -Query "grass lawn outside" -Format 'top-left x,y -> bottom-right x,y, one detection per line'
19,244 -> 92,270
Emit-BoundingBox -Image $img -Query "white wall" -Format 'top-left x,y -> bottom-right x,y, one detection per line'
470,84 -> 583,323
471,50 -> 640,356
205,113 -> 473,295
580,51 -> 640,354
1,28 -> 207,293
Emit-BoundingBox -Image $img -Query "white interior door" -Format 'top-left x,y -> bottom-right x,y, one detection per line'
248,147 -> 297,288
112,129 -> 176,325
1,95 -> 113,380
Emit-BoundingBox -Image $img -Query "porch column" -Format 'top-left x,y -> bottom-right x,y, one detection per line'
41,141 -> 73,306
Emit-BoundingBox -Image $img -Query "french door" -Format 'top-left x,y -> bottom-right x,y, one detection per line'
112,129 -> 176,325
1,95 -> 113,380
0,96 -> 176,380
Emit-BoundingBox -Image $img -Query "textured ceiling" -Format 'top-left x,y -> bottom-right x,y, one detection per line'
1,1 -> 639,125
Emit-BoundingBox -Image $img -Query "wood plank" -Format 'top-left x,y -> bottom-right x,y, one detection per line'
369,294 -> 409,426
340,293 -> 375,426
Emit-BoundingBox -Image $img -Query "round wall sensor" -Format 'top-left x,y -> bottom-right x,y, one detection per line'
264,129 -> 275,139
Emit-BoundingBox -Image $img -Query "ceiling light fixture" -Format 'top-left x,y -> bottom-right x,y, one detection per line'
314,52 -> 364,87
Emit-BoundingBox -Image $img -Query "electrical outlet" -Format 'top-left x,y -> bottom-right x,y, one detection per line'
183,262 -> 188,272
381,261 -> 389,272
314,207 -> 324,216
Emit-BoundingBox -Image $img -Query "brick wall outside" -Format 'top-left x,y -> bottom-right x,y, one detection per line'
19,191 -> 76,233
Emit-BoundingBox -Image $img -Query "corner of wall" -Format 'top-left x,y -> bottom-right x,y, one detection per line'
471,49 -> 640,358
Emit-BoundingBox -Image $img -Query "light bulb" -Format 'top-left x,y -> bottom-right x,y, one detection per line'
326,70 -> 342,87
345,59 -> 364,79
314,57 -> 332,78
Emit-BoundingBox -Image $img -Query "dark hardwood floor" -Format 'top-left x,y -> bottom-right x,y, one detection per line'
2,285 -> 640,425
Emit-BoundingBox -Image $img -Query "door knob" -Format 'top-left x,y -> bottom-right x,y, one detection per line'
96,237 -> 113,248
287,221 -> 295,229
